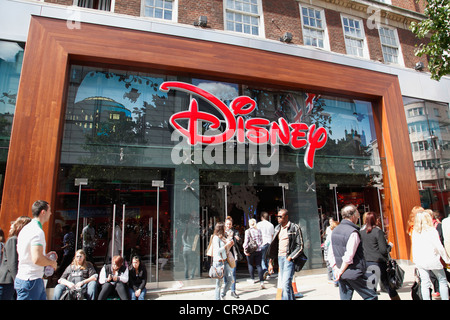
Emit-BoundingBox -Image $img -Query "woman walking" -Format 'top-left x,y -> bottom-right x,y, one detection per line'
0,216 -> 31,300
360,211 -> 400,300
212,222 -> 234,300
243,218 -> 264,289
411,211 -> 450,300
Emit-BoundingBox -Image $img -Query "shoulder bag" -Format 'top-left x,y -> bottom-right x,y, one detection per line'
226,250 -> 236,268
411,267 -> 423,300
206,235 -> 214,257
245,230 -> 258,254
294,251 -> 308,272
386,256 -> 405,290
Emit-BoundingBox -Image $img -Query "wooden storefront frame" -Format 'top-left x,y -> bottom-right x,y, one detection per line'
0,16 -> 419,260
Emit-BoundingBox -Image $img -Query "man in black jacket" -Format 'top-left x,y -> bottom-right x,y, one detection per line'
328,204 -> 377,300
267,209 -> 304,300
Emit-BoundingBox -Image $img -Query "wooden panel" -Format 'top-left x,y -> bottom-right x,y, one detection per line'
0,16 -> 419,259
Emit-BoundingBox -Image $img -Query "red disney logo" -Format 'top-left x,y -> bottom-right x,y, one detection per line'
160,81 -> 328,169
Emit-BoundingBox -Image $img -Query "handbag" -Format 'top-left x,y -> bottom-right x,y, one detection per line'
206,235 -> 214,257
294,251 -> 308,272
386,258 -> 405,290
209,264 -> 224,279
245,231 -> 258,254
411,268 -> 423,300
208,236 -> 226,279
226,250 -> 236,268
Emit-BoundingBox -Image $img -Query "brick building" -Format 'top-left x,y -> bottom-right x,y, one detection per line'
0,0 -> 449,288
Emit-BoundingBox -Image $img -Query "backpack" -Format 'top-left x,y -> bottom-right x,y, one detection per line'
245,230 -> 258,254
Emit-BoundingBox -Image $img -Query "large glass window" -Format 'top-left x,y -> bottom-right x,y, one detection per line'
404,97 -> 450,217
0,40 -> 24,206
53,64 -> 386,285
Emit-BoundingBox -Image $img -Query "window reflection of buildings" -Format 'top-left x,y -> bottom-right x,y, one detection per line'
67,96 -> 132,134
405,99 -> 450,190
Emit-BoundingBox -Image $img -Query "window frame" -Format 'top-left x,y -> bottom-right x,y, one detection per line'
340,14 -> 369,59
141,0 -> 178,23
74,0 -> 115,12
223,0 -> 265,38
299,4 -> 330,50
378,25 -> 404,66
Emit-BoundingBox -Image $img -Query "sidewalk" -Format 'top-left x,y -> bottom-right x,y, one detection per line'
147,260 -> 420,300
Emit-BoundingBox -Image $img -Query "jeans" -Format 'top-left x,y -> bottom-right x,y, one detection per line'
129,287 -> 147,300
260,243 -> 270,273
224,266 -> 237,292
246,251 -> 264,282
278,256 -> 295,300
14,278 -> 47,300
214,261 -> 233,300
338,275 -> 378,300
417,268 -> 449,300
0,283 -> 15,300
53,281 -> 98,300
183,250 -> 196,279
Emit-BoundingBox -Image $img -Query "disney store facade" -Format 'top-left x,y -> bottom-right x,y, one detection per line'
0,15 -> 422,285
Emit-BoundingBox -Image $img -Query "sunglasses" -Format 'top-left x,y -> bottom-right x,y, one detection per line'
276,215 -> 286,218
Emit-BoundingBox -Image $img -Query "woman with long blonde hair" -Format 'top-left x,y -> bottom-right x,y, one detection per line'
243,218 -> 264,288
412,211 -> 450,300
53,249 -> 98,300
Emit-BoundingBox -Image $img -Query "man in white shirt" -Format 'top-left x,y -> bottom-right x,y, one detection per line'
257,212 -> 274,279
15,200 -> 58,300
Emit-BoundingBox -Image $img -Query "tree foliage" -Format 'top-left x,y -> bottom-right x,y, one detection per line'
410,0 -> 450,81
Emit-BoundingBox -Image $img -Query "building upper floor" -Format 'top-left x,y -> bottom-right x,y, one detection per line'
1,0 -> 449,108
36,0 -> 430,72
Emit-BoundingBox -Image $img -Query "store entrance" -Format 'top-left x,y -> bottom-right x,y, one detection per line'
52,165 -> 174,283
315,173 -> 385,243
199,170 -> 287,275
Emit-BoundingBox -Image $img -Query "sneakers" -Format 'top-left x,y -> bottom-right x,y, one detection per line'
231,291 -> 240,298
260,283 -> 266,289
263,271 -> 269,280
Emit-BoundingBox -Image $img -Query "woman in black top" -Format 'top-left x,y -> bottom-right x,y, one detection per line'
360,211 -> 400,300
0,216 -> 31,300
128,255 -> 147,300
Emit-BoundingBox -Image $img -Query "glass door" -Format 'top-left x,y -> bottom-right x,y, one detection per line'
316,175 -> 386,242
52,165 -> 173,283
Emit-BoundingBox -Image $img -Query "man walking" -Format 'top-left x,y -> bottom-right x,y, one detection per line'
328,204 -> 377,300
257,211 -> 274,279
15,200 -> 58,300
267,209 -> 304,300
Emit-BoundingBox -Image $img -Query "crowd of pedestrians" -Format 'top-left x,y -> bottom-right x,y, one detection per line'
0,199 -> 449,301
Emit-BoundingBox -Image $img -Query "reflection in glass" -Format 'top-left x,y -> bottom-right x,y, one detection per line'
0,40 -> 24,205
404,96 -> 450,217
55,65 -> 386,283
